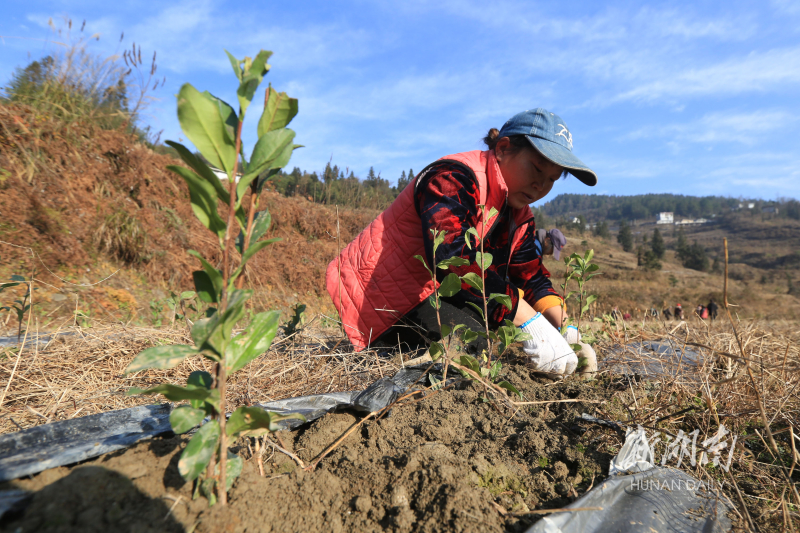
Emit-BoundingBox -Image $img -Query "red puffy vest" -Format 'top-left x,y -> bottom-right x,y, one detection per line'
326,150 -> 532,350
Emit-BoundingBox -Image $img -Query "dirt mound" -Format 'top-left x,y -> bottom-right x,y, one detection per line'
1,361 -> 615,533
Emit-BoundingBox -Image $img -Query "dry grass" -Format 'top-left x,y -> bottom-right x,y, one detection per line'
0,317 -> 401,436
591,314 -> 800,530
1,304 -> 798,529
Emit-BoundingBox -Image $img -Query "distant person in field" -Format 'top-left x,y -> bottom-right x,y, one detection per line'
662,307 -> 672,320
327,109 -> 597,376
707,298 -> 719,320
535,228 -> 567,261
674,303 -> 684,320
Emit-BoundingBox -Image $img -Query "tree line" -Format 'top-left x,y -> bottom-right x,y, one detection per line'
266,163 -> 415,211
541,193 -> 800,222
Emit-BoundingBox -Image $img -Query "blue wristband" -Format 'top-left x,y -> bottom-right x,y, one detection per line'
518,313 -> 541,330
566,325 -> 577,331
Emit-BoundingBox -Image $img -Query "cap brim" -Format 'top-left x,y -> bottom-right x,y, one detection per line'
526,137 -> 597,186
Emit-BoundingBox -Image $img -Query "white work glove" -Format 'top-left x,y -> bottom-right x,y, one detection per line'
519,313 -> 578,375
563,325 -> 580,345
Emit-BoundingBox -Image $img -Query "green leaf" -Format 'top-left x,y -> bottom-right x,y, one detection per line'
485,206 -> 499,220
225,50 -> 243,81
489,293 -> 513,311
581,295 -> 598,316
414,255 -> 433,276
258,85 -> 299,136
461,328 -> 479,345
465,227 -> 480,249
475,252 -> 493,271
240,238 -> 279,268
440,324 -> 452,338
584,249 -> 595,263
186,371 -> 214,408
187,370 -> 213,389
490,360 -> 502,380
181,291 -> 196,300
202,90 -> 239,150
460,272 -> 483,292
176,83 -> 237,175
200,478 -> 216,506
127,383 -> 212,402
433,229 -> 446,248
178,420 -> 220,481
224,453 -> 243,490
256,168 -> 281,194
168,165 -> 226,242
238,129 -> 296,201
585,263 -> 600,273
429,341 -> 444,361
165,141 -> 230,204
170,406 -> 206,434
226,406 -> 306,437
465,301 -> 485,320
225,310 -> 280,373
437,256 -> 469,269
10,275 -> 25,282
498,381 -> 523,399
236,50 -> 272,116
125,344 -> 196,374
236,209 -> 272,254
438,273 -> 462,298
455,354 -> 481,375
192,271 -> 218,304
191,289 -> 252,358
188,250 -> 223,299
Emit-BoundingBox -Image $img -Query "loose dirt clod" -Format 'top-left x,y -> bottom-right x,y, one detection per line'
2,362 -> 613,533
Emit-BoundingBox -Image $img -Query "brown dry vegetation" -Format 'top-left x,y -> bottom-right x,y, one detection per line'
0,100 -> 378,322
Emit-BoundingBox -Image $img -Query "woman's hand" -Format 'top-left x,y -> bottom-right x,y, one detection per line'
518,313 -> 578,376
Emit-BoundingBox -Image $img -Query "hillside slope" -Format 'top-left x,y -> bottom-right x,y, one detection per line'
2,100 -> 798,326
0,101 -> 377,322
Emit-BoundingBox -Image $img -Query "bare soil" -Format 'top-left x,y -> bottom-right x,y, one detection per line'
1,361 -> 616,533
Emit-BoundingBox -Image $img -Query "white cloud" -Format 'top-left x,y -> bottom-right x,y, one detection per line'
622,110 -> 797,146
613,47 -> 800,103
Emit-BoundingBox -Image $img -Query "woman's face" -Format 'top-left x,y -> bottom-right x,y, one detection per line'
495,138 -> 563,209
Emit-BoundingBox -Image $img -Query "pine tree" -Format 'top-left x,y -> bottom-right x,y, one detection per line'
675,228 -> 689,263
651,228 -> 665,259
617,220 -> 634,252
397,170 -> 409,192
366,166 -> 378,187
593,220 -> 610,240
682,241 -> 709,271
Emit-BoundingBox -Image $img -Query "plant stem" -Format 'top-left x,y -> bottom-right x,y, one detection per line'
235,180 -> 259,290
432,232 -> 449,383
480,208 -> 492,364
215,118 -> 244,507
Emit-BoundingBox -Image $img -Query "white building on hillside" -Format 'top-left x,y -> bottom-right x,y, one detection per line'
656,212 -> 674,225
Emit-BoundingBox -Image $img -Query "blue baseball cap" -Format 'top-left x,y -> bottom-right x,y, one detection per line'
498,109 -> 597,186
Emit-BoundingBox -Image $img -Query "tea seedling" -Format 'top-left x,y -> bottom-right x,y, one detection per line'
1,275 -> 36,340
125,49 -> 303,506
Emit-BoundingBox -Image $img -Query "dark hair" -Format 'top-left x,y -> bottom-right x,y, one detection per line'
484,128 -> 569,179
482,128 -> 531,153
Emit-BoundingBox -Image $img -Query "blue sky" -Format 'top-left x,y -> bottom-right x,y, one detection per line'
3,1 -> 800,201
